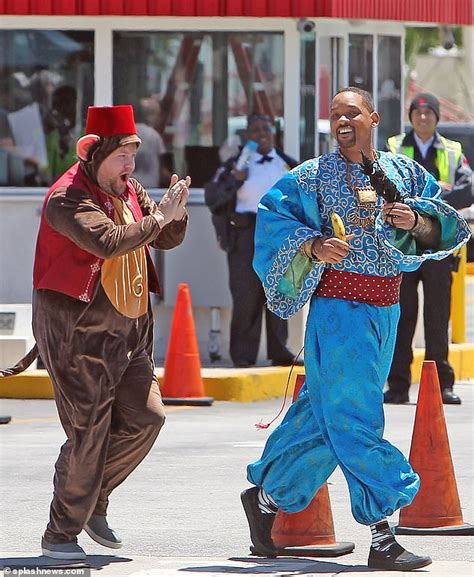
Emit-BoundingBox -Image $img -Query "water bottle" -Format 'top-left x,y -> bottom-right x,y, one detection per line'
234,139 -> 258,171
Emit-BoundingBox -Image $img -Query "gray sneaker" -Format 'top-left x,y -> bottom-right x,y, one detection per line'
41,537 -> 87,560
84,514 -> 122,549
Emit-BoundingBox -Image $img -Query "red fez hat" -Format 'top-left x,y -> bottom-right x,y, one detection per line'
85,105 -> 138,137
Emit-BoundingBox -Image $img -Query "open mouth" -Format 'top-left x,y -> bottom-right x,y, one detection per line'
337,127 -> 354,138
120,173 -> 129,183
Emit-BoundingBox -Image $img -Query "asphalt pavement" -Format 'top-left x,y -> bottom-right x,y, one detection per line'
0,381 -> 473,576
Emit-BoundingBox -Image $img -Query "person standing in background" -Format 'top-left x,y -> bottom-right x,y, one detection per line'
385,92 -> 473,405
134,96 -> 169,188
44,85 -> 78,183
205,114 -> 299,368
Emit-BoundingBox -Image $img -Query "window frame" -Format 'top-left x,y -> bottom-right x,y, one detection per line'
0,15 -> 405,189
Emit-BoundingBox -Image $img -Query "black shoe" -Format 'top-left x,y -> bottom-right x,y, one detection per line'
240,487 -> 277,557
368,544 -> 432,571
383,390 -> 409,404
442,388 -> 462,405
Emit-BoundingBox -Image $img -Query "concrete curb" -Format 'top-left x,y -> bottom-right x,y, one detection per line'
0,344 -> 473,402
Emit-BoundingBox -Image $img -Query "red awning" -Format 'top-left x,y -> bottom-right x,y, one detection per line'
0,0 -> 472,24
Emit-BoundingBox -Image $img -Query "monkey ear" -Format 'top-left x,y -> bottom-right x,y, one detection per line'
76,134 -> 101,161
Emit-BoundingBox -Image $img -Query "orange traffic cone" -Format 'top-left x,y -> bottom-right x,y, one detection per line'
269,374 -> 354,557
161,284 -> 213,406
396,361 -> 473,535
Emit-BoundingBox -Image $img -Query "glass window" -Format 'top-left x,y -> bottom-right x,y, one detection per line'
318,36 -> 344,155
299,30 -> 316,162
113,31 -> 284,187
377,36 -> 402,147
349,34 -> 373,94
0,30 -> 94,187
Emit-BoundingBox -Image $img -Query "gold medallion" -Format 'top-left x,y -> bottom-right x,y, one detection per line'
339,152 -> 379,229
355,186 -> 377,204
347,199 -> 377,229
347,210 -> 376,229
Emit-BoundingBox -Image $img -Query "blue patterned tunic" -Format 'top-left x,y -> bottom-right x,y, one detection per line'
248,151 -> 470,525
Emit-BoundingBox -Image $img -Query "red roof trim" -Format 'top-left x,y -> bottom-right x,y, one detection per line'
82,0 -> 100,16
148,0 -> 172,16
1,0 -> 472,24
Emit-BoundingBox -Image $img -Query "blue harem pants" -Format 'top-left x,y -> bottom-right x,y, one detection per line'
247,296 -> 420,525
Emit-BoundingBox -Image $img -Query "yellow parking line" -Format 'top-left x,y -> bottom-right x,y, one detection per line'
4,417 -> 59,424
3,405 -> 193,425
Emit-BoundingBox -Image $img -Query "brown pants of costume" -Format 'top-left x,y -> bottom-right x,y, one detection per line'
33,286 -> 165,544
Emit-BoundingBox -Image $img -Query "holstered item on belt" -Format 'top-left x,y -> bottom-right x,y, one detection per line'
229,212 -> 256,229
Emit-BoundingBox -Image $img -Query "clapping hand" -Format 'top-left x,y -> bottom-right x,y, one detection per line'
174,174 -> 191,221
156,174 -> 191,226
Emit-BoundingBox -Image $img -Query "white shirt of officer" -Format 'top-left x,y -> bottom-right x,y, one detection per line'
235,149 -> 290,213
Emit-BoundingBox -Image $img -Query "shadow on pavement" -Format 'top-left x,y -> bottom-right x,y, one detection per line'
179,556 -> 379,574
0,554 -> 132,571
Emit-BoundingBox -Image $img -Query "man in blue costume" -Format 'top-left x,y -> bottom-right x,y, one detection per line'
240,87 -> 470,571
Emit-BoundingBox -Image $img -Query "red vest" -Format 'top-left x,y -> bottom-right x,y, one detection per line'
33,163 -> 160,302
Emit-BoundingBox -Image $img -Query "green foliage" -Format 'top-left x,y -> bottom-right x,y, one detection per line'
405,27 -> 463,67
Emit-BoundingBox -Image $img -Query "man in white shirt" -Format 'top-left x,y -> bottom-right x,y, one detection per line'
205,114 -> 298,367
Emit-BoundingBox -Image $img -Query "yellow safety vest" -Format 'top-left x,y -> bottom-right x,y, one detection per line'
387,133 -> 462,185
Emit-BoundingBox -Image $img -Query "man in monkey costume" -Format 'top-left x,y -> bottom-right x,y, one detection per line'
2,105 -> 190,560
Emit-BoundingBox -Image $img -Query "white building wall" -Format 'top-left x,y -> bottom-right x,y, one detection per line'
0,190 -> 305,365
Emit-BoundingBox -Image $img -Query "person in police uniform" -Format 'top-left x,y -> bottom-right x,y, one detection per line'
385,92 -> 473,405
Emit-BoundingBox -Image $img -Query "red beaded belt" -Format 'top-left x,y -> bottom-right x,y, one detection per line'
316,269 -> 402,307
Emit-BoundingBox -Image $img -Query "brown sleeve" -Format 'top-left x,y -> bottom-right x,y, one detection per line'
152,215 -> 188,249
45,185 -> 163,259
132,178 -> 188,250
